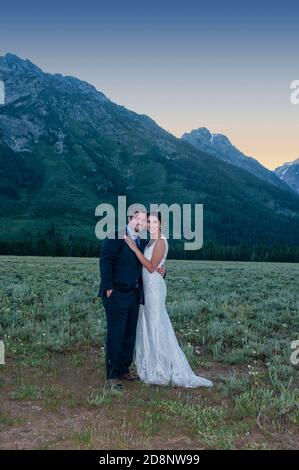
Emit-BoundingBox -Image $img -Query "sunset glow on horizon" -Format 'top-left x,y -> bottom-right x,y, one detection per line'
0,0 -> 298,170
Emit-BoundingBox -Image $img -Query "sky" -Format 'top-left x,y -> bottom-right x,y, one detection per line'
0,0 -> 298,169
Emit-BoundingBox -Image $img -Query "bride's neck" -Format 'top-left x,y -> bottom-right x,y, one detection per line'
150,231 -> 161,240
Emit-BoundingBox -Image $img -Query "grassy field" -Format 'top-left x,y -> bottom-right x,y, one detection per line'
0,256 -> 298,450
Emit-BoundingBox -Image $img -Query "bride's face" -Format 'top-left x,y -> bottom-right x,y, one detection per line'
147,215 -> 160,236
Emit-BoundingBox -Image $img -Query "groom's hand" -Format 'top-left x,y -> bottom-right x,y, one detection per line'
156,266 -> 166,277
106,289 -> 113,298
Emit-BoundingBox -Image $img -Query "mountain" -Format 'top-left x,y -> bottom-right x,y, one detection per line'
0,53 -> 299,256
275,158 -> 299,194
181,127 -> 288,191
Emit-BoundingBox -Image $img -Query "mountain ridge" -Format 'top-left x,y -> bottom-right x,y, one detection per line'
181,127 -> 291,191
0,53 -> 299,255
275,157 -> 299,194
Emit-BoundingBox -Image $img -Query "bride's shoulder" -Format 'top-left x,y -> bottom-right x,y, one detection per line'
155,236 -> 168,252
161,234 -> 168,246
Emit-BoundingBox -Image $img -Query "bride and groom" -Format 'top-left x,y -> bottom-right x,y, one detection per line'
99,209 -> 212,390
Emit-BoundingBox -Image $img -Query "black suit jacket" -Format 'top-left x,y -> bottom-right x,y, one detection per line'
99,230 -> 148,301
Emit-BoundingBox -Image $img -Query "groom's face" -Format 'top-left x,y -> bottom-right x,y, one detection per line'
129,212 -> 147,233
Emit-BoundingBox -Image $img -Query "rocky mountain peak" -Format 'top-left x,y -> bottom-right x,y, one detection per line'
0,53 -> 43,76
182,127 -> 290,191
0,52 -> 108,105
275,157 -> 299,194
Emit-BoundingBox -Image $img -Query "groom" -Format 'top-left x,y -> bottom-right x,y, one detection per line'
99,209 -> 164,390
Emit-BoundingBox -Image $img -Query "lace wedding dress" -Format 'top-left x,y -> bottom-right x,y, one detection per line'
135,236 -> 213,388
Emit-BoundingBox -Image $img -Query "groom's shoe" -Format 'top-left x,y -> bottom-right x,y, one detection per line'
120,372 -> 140,382
106,379 -> 123,391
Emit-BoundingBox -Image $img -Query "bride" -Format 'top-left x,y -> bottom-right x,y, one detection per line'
124,211 -> 213,388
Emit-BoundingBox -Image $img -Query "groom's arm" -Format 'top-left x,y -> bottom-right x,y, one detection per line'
100,238 -> 121,295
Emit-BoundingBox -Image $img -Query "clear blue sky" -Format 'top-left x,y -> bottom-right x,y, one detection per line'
0,0 -> 298,168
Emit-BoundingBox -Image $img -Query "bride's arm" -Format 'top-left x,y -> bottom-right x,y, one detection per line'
124,236 -> 166,273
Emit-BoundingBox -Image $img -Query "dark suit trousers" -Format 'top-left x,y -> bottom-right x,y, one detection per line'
102,289 -> 140,379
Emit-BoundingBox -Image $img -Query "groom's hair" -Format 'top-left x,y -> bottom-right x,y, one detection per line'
128,208 -> 147,221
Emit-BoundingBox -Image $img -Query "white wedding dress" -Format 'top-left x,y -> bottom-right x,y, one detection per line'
135,236 -> 213,388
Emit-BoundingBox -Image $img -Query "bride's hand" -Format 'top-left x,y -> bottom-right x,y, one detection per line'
124,235 -> 138,252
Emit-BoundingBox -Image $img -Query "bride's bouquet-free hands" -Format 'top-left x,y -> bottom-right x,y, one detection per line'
124,234 -> 138,253
124,235 -> 166,276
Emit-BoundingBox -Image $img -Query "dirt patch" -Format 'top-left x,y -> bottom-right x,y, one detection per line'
0,349 -> 297,450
